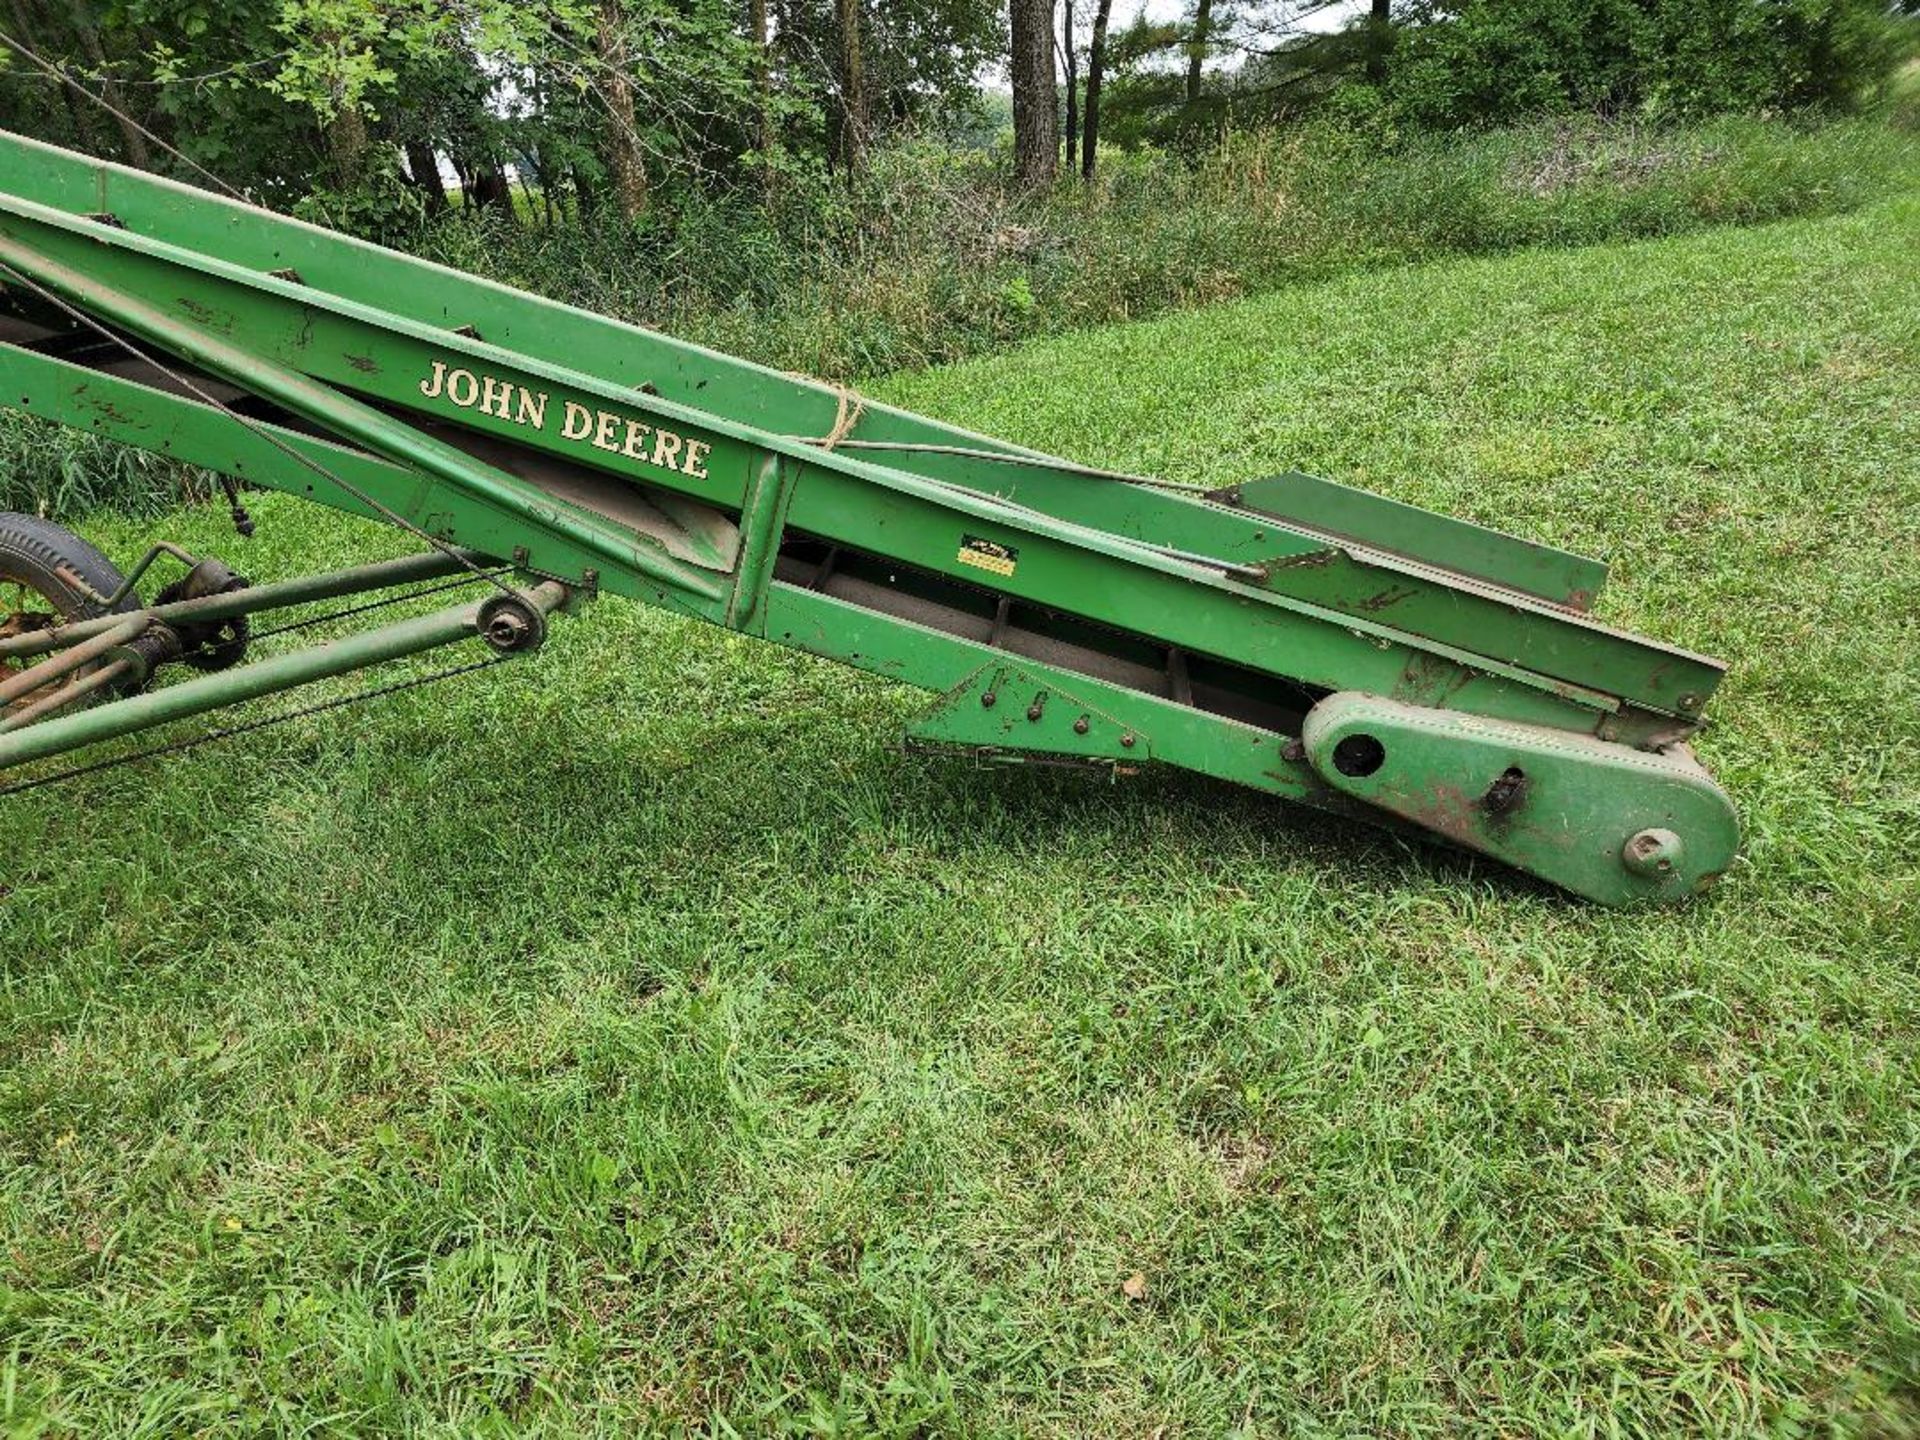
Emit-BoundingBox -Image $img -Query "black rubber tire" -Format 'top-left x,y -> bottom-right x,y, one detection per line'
0,511 -> 137,623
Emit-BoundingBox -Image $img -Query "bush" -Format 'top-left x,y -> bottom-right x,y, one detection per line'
416,113 -> 1917,383
0,415 -> 214,520
1384,0 -> 1916,129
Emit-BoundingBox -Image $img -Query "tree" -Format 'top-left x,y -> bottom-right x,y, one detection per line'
594,1 -> 648,221
1386,0 -> 1909,128
1009,0 -> 1057,186
834,0 -> 866,171
1364,0 -> 1392,84
1184,0 -> 1213,103
1080,0 -> 1112,180
748,0 -> 775,178
69,18 -> 149,167
1061,0 -> 1078,173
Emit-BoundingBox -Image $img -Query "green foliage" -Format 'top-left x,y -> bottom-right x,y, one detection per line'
0,0 -> 998,224
419,115 -> 1918,384
0,414 -> 214,520
1893,58 -> 1920,130
1095,0 -> 1920,145
4,186 -> 1920,1434
263,0 -> 401,123
1384,0 -> 1916,128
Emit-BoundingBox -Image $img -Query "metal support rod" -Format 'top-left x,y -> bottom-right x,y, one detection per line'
0,549 -> 488,662
0,582 -> 568,773
101,541 -> 200,609
0,614 -> 146,707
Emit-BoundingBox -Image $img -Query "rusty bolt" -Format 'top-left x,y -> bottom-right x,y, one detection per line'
1120,732 -> 1136,749
1073,716 -> 1090,735
1622,827 -> 1683,878
980,691 -> 997,709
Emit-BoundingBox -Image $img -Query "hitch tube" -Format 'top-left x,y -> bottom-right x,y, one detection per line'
0,613 -> 147,709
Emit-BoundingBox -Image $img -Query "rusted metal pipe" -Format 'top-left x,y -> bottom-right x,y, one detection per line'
0,614 -> 145,708
0,658 -> 133,733
0,550 -> 489,663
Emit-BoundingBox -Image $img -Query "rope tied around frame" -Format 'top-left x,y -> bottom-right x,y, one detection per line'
786,372 -> 866,451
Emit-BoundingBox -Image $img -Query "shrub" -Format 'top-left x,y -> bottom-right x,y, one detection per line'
1384,0 -> 1916,129
417,114 -> 1914,382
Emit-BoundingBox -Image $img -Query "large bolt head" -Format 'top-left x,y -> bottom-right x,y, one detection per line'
1622,827 -> 1684,879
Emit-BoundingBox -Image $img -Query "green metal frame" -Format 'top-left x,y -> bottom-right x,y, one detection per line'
0,130 -> 1740,904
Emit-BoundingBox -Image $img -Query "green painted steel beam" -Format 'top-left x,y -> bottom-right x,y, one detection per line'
3,346 -> 718,614
762,582 -> 1350,812
0,175 -> 1726,718
0,259 -> 1645,738
0,229 -> 727,611
0,129 -> 1030,463
1222,471 -> 1612,611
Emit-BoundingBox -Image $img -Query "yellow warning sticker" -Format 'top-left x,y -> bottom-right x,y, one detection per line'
957,534 -> 1019,578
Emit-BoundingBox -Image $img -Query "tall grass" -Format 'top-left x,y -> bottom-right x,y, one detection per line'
422,114 -> 1918,380
3,113 -> 1914,519
0,419 -> 216,522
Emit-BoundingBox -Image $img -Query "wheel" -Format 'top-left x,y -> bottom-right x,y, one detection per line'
0,511 -> 137,720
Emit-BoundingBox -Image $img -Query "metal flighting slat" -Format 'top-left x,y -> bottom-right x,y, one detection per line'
1220,470 -> 1611,611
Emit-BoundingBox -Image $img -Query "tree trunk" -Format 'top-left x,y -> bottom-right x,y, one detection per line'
404,140 -> 448,213
1009,0 -> 1057,187
1365,0 -> 1392,84
469,162 -> 514,213
595,0 -> 648,222
834,0 -> 866,174
1061,0 -> 1078,175
13,1 -> 97,153
70,19 -> 149,168
570,160 -> 597,218
326,101 -> 369,188
1081,0 -> 1111,181
1185,0 -> 1213,104
749,0 -> 775,181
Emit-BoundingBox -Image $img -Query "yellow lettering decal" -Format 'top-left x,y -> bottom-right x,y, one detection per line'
419,360 -> 447,399
622,418 -> 653,458
516,388 -> 548,430
480,375 -> 513,420
592,410 -> 622,452
651,428 -> 684,471
681,439 -> 711,480
561,401 -> 594,441
444,368 -> 479,408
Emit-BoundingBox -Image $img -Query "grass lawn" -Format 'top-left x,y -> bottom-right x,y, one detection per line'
3,184 -> 1917,1436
